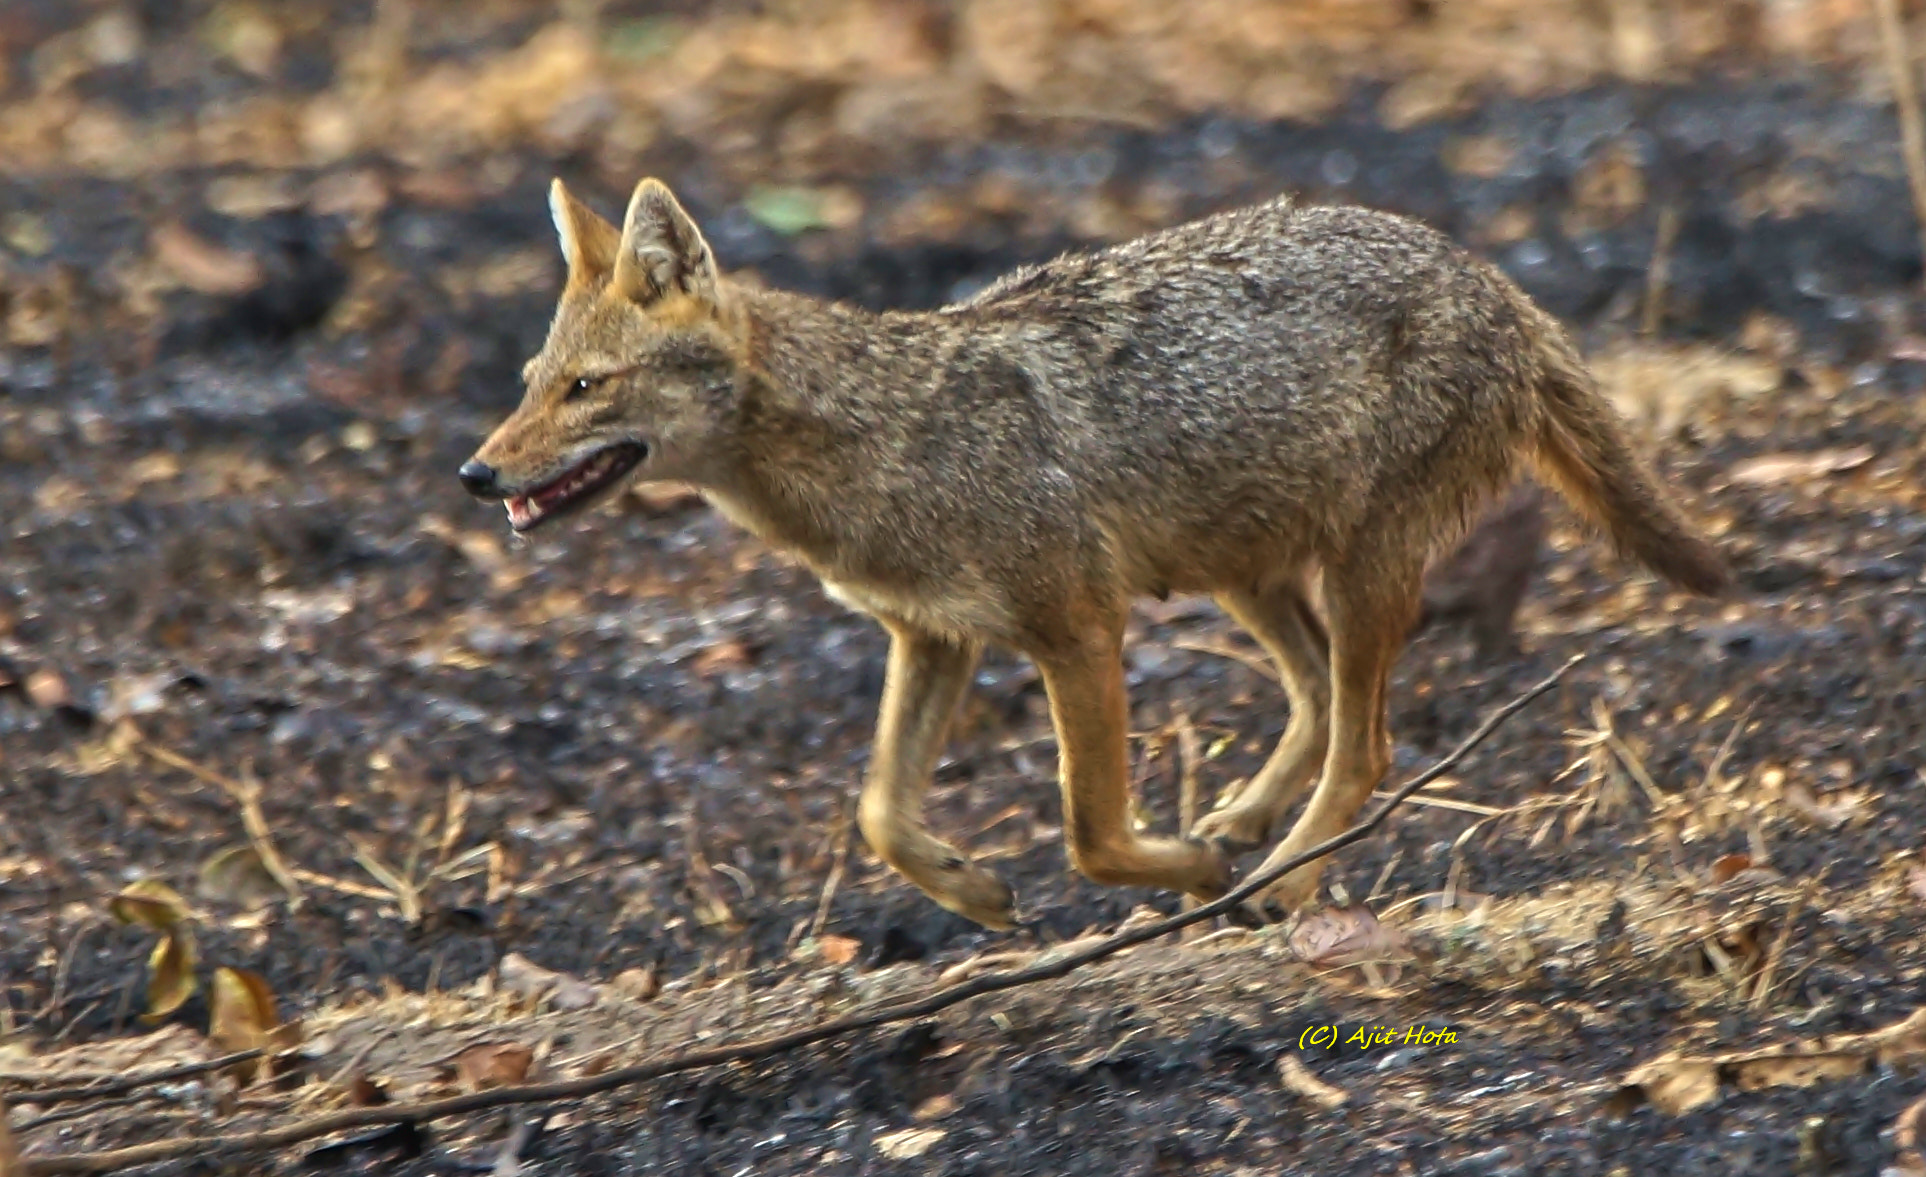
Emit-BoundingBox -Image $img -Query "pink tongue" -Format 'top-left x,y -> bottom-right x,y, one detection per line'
506,496 -> 536,528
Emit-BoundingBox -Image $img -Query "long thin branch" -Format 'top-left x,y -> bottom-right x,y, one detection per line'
25,656 -> 1579,1176
7,1051 -> 263,1106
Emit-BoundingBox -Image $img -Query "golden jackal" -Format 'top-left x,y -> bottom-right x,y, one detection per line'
462,177 -> 1726,929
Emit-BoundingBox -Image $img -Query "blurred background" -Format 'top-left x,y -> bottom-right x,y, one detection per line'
6,4 -> 1926,1173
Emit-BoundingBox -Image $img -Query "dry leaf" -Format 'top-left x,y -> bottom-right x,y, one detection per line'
1617,1055 -> 1720,1114
692,639 -> 754,675
498,953 -> 598,1011
151,222 -> 264,295
1618,1047 -> 1867,1115
143,927 -> 198,1022
1728,446 -> 1874,486
874,1127 -> 946,1159
818,935 -> 861,966
1287,906 -> 1410,970
1893,1093 -> 1926,1176
1909,865 -> 1926,905
208,967 -> 293,1082
1277,1054 -> 1348,1109
0,1099 -> 18,1177
25,667 -> 71,709
1781,781 -> 1865,829
912,1093 -> 958,1122
1710,853 -> 1753,883
347,1076 -> 388,1106
198,845 -> 285,909
608,966 -> 660,1002
455,1043 -> 533,1092
111,880 -> 191,930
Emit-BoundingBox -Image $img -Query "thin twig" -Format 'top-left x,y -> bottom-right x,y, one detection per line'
1641,203 -> 1678,337
23,656 -> 1578,1176
6,1050 -> 263,1106
806,810 -> 851,943
1174,709 -> 1204,933
1875,0 -> 1926,292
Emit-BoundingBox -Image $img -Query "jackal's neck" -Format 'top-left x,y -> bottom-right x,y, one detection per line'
702,285 -> 950,567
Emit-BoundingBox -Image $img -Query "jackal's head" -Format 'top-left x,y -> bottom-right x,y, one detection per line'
460,177 -> 744,532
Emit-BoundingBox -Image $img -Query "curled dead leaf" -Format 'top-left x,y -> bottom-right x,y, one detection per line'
608,966 -> 660,1003
111,879 -> 192,930
25,667 -> 72,709
454,1042 -> 533,1092
817,935 -> 861,966
198,845 -> 286,909
1781,781 -> 1865,830
1616,1047 -> 1867,1116
498,952 -> 598,1011
1287,905 -> 1411,970
0,1098 -> 17,1177
142,927 -> 198,1023
912,1093 -> 958,1122
151,222 -> 264,296
347,1076 -> 389,1106
209,966 -> 297,1082
1893,1093 -> 1926,1176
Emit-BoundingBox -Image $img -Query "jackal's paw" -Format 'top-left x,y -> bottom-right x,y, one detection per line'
1186,838 -> 1235,902
1190,804 -> 1275,855
1244,861 -> 1324,923
931,857 -> 1019,931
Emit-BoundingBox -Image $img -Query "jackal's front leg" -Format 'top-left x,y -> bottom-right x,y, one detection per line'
1033,621 -> 1232,902
856,624 -> 1017,929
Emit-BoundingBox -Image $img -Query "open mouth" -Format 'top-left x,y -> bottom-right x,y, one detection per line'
505,442 -> 647,532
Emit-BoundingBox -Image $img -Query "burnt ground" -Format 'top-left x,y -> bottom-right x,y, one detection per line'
4,5 -> 1926,1173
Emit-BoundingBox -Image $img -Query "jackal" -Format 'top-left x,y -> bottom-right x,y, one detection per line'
461,177 -> 1726,929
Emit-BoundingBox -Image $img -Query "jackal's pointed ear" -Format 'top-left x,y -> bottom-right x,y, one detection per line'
550,179 -> 620,288
612,178 -> 720,308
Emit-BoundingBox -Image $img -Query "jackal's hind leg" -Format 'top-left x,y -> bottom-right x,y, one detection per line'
1191,582 -> 1331,852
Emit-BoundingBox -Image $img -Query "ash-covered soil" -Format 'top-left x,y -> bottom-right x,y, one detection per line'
5,4 -> 1926,1172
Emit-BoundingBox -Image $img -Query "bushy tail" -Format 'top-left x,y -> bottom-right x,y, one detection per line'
1528,347 -> 1729,597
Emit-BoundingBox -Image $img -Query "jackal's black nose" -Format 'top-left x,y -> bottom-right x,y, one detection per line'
458,460 -> 500,497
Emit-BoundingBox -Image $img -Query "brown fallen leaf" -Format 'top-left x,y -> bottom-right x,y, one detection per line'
1,1097 -> 18,1177
1616,1047 -> 1867,1115
1287,906 -> 1411,970
454,1042 -> 533,1092
1710,853 -> 1754,884
347,1076 -> 389,1106
1277,1054 -> 1348,1109
1910,865 -> 1926,905
1727,445 -> 1874,486
25,667 -> 71,709
198,845 -> 285,909
498,953 -> 598,1011
1893,1093 -> 1926,1176
151,222 -> 263,296
692,639 -> 754,675
142,927 -> 198,1023
817,934 -> 861,966
208,967 -> 296,1082
873,1127 -> 946,1160
1782,781 -> 1866,830
110,879 -> 192,930
608,966 -> 659,1003
912,1093 -> 958,1122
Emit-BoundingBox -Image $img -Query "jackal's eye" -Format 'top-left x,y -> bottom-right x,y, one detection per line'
565,375 -> 596,401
